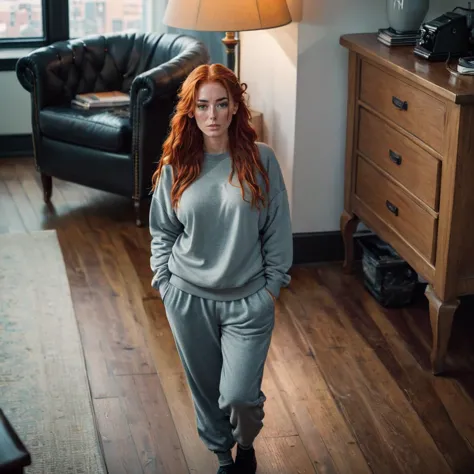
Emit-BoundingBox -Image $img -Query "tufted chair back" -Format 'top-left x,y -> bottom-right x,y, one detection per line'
16,31 -> 210,225
17,31 -> 203,109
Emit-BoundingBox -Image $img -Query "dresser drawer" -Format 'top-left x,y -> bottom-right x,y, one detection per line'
358,107 -> 441,210
355,156 -> 437,263
359,60 -> 446,153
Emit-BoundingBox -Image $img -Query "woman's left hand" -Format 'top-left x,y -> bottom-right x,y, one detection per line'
266,289 -> 277,303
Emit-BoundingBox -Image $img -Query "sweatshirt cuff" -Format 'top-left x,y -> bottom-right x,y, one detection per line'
152,271 -> 170,291
265,279 -> 282,299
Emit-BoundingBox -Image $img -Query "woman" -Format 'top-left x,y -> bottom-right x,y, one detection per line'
149,63 -> 292,474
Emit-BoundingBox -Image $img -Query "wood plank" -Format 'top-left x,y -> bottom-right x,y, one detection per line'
70,287 -> 120,399
2,163 -> 40,231
48,176 -> 94,233
259,365 -> 298,439
434,377 -> 474,454
116,374 -> 189,474
94,397 -> 144,474
288,267 -> 453,474
30,171 -> 82,231
15,162 -> 55,228
253,436 -> 316,474
83,229 -> 156,377
121,226 -> 157,300
319,265 -> 474,472
57,224 -> 90,292
269,291 -> 371,474
0,177 -> 26,233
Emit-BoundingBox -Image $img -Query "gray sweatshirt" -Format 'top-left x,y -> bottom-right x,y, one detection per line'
149,142 -> 293,301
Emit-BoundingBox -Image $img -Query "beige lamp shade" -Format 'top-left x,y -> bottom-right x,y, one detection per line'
163,0 -> 292,32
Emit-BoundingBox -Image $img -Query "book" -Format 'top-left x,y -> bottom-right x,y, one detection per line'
377,27 -> 420,47
72,91 -> 130,108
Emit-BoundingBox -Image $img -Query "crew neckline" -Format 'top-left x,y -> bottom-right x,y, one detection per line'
204,151 -> 229,157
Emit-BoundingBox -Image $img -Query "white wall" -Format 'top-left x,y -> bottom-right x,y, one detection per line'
0,71 -> 31,135
240,23 -> 298,219
241,0 -> 464,233
292,0 -> 386,233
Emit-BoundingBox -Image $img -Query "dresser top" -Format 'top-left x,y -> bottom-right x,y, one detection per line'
340,33 -> 474,104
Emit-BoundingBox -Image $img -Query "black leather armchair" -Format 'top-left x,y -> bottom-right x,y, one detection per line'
16,31 -> 209,225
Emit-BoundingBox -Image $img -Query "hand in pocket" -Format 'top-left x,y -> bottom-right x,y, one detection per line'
265,288 -> 277,304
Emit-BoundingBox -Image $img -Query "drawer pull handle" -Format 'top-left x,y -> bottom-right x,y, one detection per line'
389,149 -> 402,165
386,200 -> 399,216
392,96 -> 408,111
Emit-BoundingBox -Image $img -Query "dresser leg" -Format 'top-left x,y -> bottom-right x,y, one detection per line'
340,210 -> 359,273
425,285 -> 460,375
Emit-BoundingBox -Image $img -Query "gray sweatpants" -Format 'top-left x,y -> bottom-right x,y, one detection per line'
161,282 -> 275,461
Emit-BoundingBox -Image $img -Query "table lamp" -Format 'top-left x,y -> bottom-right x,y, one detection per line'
162,0 -> 292,74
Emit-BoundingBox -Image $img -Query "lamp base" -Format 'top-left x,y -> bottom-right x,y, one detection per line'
222,31 -> 239,74
221,32 -> 262,141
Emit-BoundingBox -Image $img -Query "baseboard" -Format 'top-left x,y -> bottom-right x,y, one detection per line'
293,231 -> 364,265
0,134 -> 33,158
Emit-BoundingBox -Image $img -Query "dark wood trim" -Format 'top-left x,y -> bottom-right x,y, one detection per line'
293,231 -> 364,265
44,0 -> 69,45
0,134 -> 33,158
0,58 -> 19,71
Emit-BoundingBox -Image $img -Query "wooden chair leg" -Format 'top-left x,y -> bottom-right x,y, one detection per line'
40,173 -> 52,203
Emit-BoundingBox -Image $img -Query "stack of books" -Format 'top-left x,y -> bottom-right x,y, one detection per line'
377,28 -> 420,47
71,91 -> 130,109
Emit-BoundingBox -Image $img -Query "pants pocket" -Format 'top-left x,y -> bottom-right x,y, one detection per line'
160,280 -> 172,304
260,287 -> 275,309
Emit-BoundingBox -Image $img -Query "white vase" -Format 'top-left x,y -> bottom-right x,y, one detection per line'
387,0 -> 430,33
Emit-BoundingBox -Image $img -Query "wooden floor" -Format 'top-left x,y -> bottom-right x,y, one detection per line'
2,157 -> 474,474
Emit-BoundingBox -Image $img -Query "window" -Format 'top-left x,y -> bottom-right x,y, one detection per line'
0,0 -> 44,40
0,0 -> 153,70
112,19 -> 123,33
69,0 -> 152,38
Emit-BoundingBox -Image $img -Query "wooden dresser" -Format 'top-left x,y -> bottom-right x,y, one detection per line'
340,33 -> 474,374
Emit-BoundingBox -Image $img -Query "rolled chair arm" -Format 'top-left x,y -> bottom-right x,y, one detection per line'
16,45 -> 70,109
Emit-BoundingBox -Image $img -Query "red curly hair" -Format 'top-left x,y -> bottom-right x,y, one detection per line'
151,63 -> 270,210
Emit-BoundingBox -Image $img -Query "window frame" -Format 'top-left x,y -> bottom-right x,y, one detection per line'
0,0 -> 69,71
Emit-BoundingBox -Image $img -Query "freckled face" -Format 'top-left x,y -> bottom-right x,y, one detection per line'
190,81 -> 238,139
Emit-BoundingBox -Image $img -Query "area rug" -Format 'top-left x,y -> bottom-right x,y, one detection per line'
0,230 -> 107,474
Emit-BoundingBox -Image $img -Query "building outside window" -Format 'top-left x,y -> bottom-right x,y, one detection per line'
0,0 -> 43,39
69,0 -> 151,38
0,0 -> 151,42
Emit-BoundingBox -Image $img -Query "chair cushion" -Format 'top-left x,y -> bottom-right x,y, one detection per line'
39,105 -> 132,153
